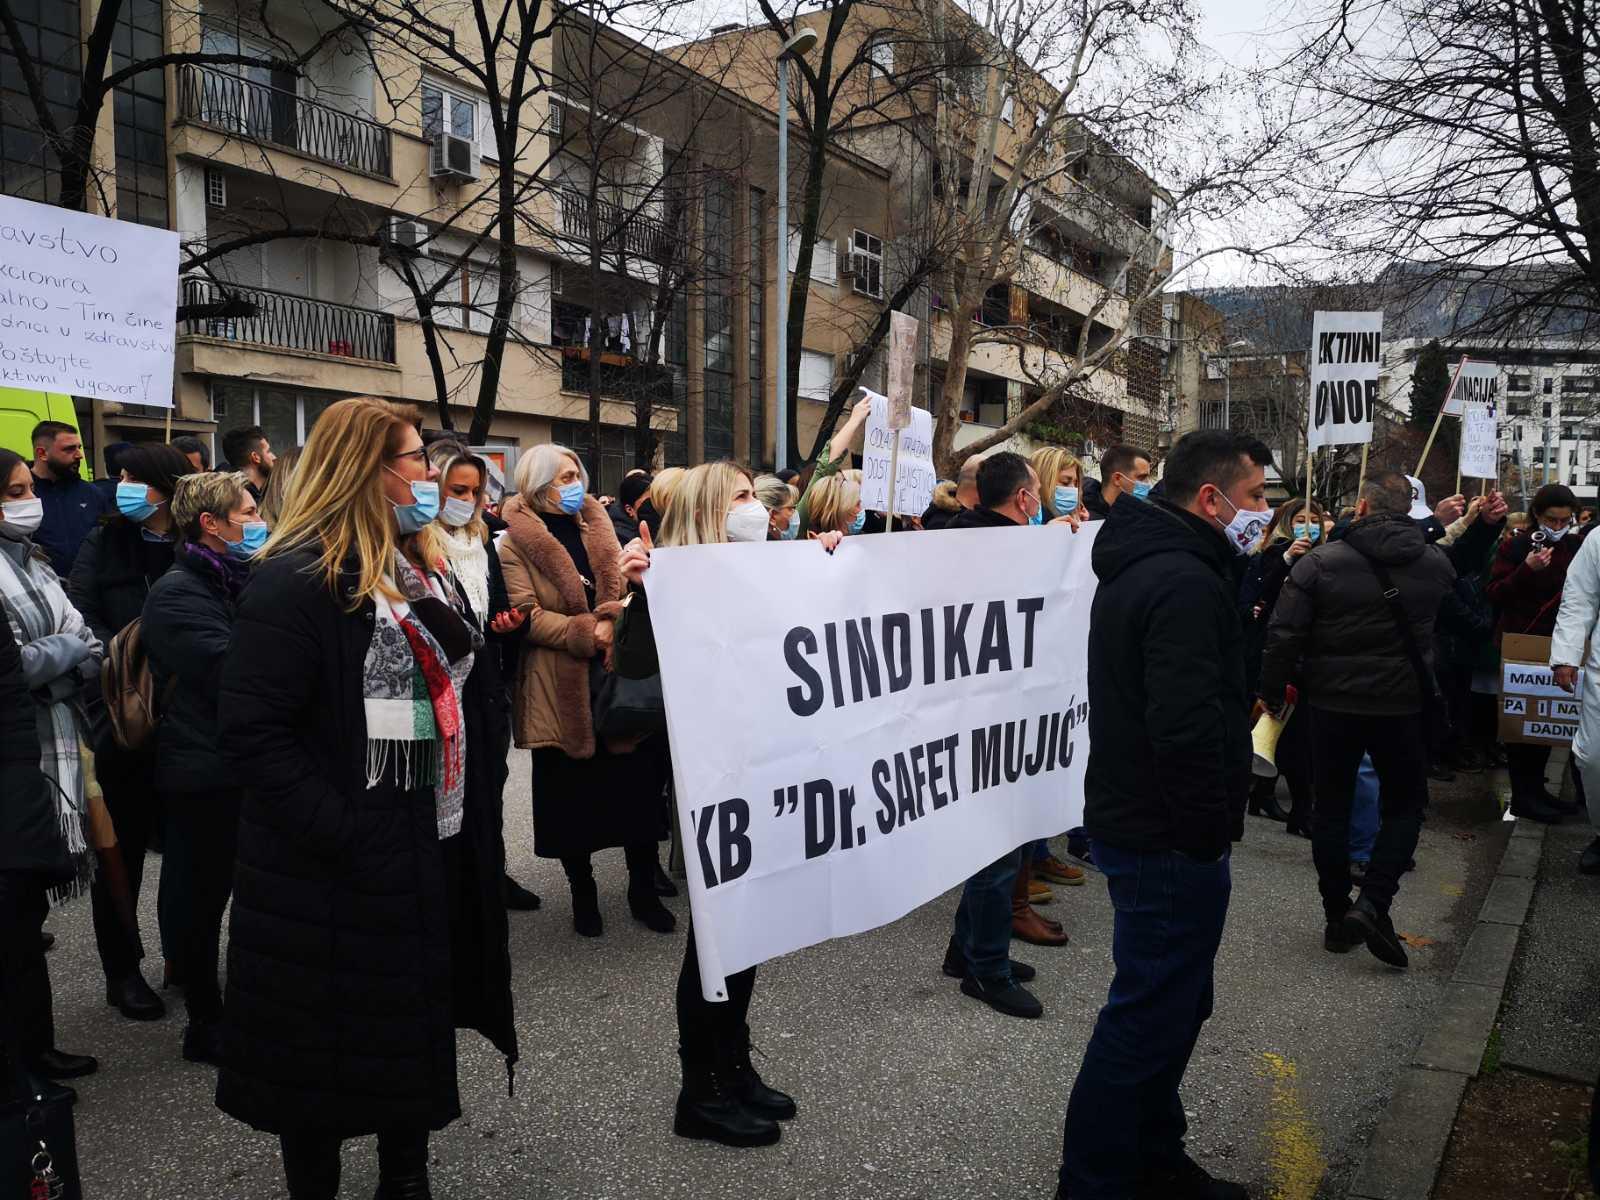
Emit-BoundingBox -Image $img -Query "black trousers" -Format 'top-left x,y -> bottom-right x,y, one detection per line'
89,742 -> 158,981
1310,708 -> 1428,921
162,789 -> 241,1023
279,1128 -> 428,1199
1277,703 -> 1314,826
560,841 -> 658,895
677,917 -> 756,1064
0,872 -> 53,1064
1507,742 -> 1553,801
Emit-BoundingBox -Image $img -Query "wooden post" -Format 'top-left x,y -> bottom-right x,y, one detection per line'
885,430 -> 900,534
163,404 -> 172,440
1417,355 -> 1470,476
1356,442 -> 1369,497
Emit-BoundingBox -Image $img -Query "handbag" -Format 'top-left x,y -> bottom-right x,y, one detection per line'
592,600 -> 666,739
2,1069 -> 82,1200
1353,549 -> 1451,748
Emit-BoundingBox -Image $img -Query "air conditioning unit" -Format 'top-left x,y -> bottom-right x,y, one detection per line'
386,217 -> 430,253
429,133 -> 479,181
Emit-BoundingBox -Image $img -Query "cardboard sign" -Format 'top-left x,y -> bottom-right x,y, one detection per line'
1499,633 -> 1582,746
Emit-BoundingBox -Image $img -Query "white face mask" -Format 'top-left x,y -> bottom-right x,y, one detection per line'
726,500 -> 771,543
1216,491 -> 1269,556
1,496 -> 43,535
1540,523 -> 1570,542
440,496 -> 477,528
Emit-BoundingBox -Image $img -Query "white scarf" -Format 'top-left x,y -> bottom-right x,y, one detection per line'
441,526 -> 491,625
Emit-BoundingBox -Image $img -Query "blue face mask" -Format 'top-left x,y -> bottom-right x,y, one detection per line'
558,480 -> 586,514
783,512 -> 800,541
392,478 -> 440,535
848,509 -> 866,535
1055,485 -> 1079,514
1291,523 -> 1321,543
1028,497 -> 1044,526
116,480 -> 161,524
1131,480 -> 1152,501
221,520 -> 270,561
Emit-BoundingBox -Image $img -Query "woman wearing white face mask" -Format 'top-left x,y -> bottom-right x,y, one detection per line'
0,446 -> 103,1098
497,444 -> 674,937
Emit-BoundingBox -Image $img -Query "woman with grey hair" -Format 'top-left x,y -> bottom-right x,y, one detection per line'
496,444 -> 673,937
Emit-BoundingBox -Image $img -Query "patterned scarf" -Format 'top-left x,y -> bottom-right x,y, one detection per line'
0,532 -> 99,902
177,540 -> 250,601
362,553 -> 475,838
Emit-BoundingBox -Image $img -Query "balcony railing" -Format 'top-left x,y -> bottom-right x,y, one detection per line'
559,189 -> 678,266
560,347 -> 675,404
177,64 -> 392,177
180,276 -> 397,364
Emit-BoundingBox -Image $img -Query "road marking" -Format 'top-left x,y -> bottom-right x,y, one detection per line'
1260,1052 -> 1326,1200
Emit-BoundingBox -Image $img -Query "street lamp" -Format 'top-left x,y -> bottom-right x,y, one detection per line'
775,24 -> 817,470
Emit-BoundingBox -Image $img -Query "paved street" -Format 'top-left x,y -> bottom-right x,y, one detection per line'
54,756 -> 1505,1200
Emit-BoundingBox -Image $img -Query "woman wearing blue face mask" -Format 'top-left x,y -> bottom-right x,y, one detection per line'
497,443 -> 674,938
140,470 -> 263,1064
805,473 -> 864,539
67,441 -> 196,1021
1030,446 -> 1085,522
753,475 -> 800,541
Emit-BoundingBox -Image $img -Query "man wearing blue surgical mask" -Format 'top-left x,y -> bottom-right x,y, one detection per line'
1089,444 -> 1152,520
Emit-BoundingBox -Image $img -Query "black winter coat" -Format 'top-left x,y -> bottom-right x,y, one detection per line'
1238,540 -> 1302,694
1084,497 -> 1249,860
215,548 -> 516,1138
1261,511 -> 1456,715
607,499 -> 640,547
0,616 -> 67,879
141,547 -> 238,793
67,517 -> 175,649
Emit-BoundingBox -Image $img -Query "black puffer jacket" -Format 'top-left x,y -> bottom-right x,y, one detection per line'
141,546 -> 239,793
215,548 -> 516,1138
0,616 -> 66,878
66,517 -> 175,649
1084,496 -> 1249,861
1261,511 -> 1456,715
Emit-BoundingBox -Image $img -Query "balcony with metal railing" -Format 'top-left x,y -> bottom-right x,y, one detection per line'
558,189 -> 679,266
180,275 -> 397,363
177,63 -> 393,178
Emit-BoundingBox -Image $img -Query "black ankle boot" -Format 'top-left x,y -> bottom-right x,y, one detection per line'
281,1135 -> 341,1200
674,1053 -> 781,1147
374,1130 -> 431,1199
722,1027 -> 796,1120
569,873 -> 602,937
628,886 -> 676,933
374,1174 -> 433,1200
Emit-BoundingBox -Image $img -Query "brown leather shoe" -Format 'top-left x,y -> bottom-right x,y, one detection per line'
1037,855 -> 1086,886
1028,879 -> 1054,905
1012,903 -> 1070,946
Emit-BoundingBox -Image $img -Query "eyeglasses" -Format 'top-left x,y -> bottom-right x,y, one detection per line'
390,446 -> 429,464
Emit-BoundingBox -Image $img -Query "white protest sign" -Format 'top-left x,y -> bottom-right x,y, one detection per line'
859,387 -> 936,517
0,193 -> 178,406
886,310 -> 918,431
1457,361 -> 1500,478
646,524 -> 1098,999
1307,311 -> 1383,450
1441,356 -> 1498,417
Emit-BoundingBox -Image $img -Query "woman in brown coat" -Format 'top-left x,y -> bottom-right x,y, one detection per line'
497,444 -> 673,937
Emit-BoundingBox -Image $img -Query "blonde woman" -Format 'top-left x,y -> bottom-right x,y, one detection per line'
215,398 -> 516,1200
497,443 -> 674,937
753,474 -> 799,540
256,445 -> 300,530
638,464 -> 686,536
804,473 -> 864,537
428,440 -> 544,914
1031,446 -> 1084,519
615,462 -> 838,1149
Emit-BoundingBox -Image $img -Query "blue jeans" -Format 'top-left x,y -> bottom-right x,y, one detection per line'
1349,753 -> 1380,863
951,846 -> 1024,980
1058,842 -> 1231,1198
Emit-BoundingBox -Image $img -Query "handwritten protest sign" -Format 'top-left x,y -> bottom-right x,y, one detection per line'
1457,360 -> 1500,479
860,387 -> 935,517
0,192 -> 178,406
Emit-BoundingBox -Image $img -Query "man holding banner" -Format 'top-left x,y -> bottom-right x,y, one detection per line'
1057,430 -> 1268,1200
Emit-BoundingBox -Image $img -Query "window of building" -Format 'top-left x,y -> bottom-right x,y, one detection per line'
1543,377 -> 1554,394
205,167 -> 227,207
788,224 -> 837,285
1512,425 -> 1522,442
1563,423 -> 1579,439
798,349 -> 834,401
115,0 -> 168,227
421,78 -> 495,161
0,0 -> 81,206
212,383 -> 342,452
1543,401 -> 1553,418
1508,374 -> 1531,392
849,229 -> 884,299
703,176 -> 735,462
1565,374 -> 1598,393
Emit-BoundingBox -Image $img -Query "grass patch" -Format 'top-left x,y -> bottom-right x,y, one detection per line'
1481,1025 -> 1503,1075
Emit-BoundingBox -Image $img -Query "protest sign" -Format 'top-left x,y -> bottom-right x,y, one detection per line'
0,193 -> 178,405
1499,634 -> 1581,746
859,387 -> 936,517
886,310 -> 918,430
646,524 -> 1098,999
1307,311 -> 1383,450
1458,401 -> 1499,480
1442,357 -> 1499,418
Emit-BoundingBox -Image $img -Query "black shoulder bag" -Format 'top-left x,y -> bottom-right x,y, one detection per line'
1353,549 -> 1450,749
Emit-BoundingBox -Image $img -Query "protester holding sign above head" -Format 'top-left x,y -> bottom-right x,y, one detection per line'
1057,430 -> 1268,1200
1088,444 -> 1151,518
1488,483 -> 1584,821
29,419 -> 109,579
795,394 -> 873,534
221,425 -> 275,503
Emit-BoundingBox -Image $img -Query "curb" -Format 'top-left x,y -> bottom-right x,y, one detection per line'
1345,798 -> 1545,1200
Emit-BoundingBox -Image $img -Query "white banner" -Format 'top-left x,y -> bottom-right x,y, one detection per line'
860,387 -> 936,517
0,193 -> 178,406
646,525 -> 1098,999
1457,360 -> 1500,478
1307,310 -> 1383,450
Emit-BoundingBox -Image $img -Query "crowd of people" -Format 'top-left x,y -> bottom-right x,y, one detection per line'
0,405 -> 1593,1200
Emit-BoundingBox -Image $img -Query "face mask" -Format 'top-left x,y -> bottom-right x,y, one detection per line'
2,496 -> 43,534
1130,479 -> 1152,501
116,480 -> 162,524
725,500 -> 770,543
1055,486 -> 1079,515
782,512 -> 800,541
1291,523 -> 1321,543
1216,491 -> 1269,556
1540,523 -> 1570,542
848,510 -> 867,535
220,519 -> 270,560
557,480 -> 586,515
389,475 -> 440,535
441,497 -> 477,528
1027,494 -> 1044,525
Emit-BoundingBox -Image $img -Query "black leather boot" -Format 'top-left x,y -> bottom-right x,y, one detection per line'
281,1134 -> 341,1200
374,1130 -> 432,1199
673,1053 -> 781,1147
723,1028 -> 797,1121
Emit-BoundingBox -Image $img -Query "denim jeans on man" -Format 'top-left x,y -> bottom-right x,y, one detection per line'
951,847 -> 1024,980
1310,709 -> 1427,922
1058,841 -> 1231,1198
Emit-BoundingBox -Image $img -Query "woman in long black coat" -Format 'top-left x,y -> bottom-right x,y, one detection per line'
216,398 -> 515,1199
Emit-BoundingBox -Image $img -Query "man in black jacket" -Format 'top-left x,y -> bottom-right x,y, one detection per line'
1057,430 -> 1266,1200
1260,470 -> 1460,971
940,452 -> 1056,1018
921,453 -> 981,530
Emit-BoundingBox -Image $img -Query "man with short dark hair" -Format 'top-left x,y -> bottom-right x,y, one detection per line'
608,472 -> 652,545
923,453 -> 983,530
1087,444 -> 1152,519
222,425 -> 275,501
1261,469 -> 1460,971
171,435 -> 211,472
1056,429 -> 1268,1200
28,420 -> 109,578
